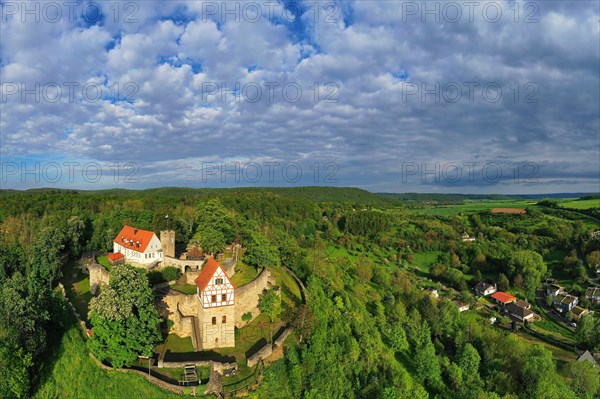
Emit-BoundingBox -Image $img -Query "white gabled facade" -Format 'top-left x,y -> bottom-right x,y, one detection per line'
198,267 -> 236,308
113,226 -> 163,266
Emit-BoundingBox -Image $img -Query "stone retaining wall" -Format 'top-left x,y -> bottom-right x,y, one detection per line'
247,343 -> 273,368
273,327 -> 293,347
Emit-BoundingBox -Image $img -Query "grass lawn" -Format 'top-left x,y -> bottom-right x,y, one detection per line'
270,266 -> 303,310
171,283 -> 197,295
514,331 -> 577,364
33,307 -> 201,399
411,251 -> 442,273
529,321 -> 577,345
96,255 -> 112,271
163,334 -> 195,353
61,261 -> 92,323
545,249 -> 568,265
230,260 -> 259,286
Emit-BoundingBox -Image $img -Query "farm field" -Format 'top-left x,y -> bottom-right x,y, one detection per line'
558,198 -> 600,209
408,200 -> 538,216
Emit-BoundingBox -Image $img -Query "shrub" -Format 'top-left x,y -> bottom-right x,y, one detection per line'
162,267 -> 181,282
147,270 -> 165,286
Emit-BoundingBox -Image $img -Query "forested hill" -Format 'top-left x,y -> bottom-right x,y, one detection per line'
1,187 -> 600,398
0,186 -> 396,205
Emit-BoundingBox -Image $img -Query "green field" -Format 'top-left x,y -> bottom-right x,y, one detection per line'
33,310 -> 199,399
411,251 -> 442,272
514,332 -> 577,364
409,200 -> 537,216
559,198 -> 600,209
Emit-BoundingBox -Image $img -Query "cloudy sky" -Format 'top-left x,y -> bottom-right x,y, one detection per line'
1,0 -> 599,193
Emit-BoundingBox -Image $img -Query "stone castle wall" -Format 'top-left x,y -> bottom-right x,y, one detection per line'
159,267 -> 271,337
88,263 -> 110,295
185,271 -> 201,285
161,256 -> 205,272
234,268 -> 271,328
156,292 -> 199,338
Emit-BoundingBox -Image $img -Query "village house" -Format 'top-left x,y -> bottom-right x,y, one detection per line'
505,302 -> 535,322
514,300 -> 531,310
461,233 -> 476,242
111,226 -> 164,267
455,301 -> 469,312
577,350 -> 597,366
553,293 -> 579,313
584,287 -> 600,304
571,306 -> 589,321
474,281 -> 497,296
491,291 -> 517,307
546,284 -> 563,297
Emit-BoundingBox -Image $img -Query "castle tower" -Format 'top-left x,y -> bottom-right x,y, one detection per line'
160,230 -> 176,258
194,258 -> 236,349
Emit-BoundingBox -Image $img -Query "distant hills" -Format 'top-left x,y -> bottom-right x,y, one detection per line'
0,186 -> 598,205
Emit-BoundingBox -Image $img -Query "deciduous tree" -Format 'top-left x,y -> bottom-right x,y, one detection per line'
88,265 -> 161,367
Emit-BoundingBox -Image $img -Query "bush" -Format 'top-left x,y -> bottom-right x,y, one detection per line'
162,267 -> 181,282
147,270 -> 165,286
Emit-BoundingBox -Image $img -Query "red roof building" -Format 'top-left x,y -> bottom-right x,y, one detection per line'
107,252 -> 125,261
114,226 -> 157,253
491,291 -> 517,305
195,258 -> 236,308
106,252 -> 125,265
112,226 -> 163,266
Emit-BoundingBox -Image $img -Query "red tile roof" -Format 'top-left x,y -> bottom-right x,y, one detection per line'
114,226 -> 156,253
491,291 -> 517,304
107,252 -> 125,261
194,258 -> 236,291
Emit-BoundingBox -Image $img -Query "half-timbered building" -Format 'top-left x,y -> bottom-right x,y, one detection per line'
194,257 -> 236,349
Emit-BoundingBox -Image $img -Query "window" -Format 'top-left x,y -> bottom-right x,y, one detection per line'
222,294 -> 227,302
211,295 -> 217,303
212,317 -> 216,325
214,278 -> 224,285
222,315 -> 227,324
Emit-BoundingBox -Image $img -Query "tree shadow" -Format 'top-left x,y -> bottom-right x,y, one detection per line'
244,338 -> 268,359
165,350 -> 235,364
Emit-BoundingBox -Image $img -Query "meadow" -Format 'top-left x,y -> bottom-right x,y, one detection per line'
558,198 -> 600,209
33,309 -> 199,399
408,199 -> 538,216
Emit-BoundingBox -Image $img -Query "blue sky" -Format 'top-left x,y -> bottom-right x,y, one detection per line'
1,0 -> 599,193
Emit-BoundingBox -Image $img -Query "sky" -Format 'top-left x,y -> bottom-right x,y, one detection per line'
0,0 -> 599,194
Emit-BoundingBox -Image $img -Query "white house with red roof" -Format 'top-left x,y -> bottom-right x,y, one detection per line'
112,226 -> 163,267
194,257 -> 236,349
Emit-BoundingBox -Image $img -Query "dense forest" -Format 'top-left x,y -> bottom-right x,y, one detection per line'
0,188 -> 599,398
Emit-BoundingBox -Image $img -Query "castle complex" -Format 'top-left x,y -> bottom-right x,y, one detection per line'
91,225 -> 274,350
